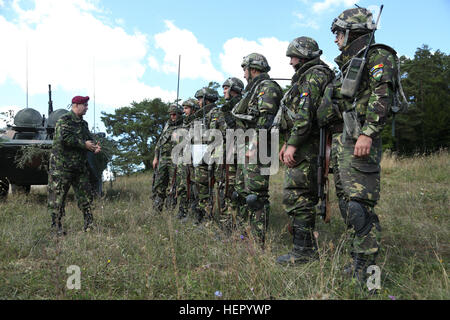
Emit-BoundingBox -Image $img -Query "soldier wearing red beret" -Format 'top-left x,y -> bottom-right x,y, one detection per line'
47,95 -> 101,235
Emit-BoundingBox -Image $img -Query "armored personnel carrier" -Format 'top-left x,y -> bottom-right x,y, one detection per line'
0,85 -> 109,198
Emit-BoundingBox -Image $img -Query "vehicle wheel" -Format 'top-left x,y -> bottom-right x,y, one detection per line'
0,177 -> 9,198
11,184 -> 31,194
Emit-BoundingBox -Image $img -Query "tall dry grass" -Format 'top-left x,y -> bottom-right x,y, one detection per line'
0,151 -> 448,299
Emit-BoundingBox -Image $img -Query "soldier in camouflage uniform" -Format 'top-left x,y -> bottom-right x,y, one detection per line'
232,53 -> 282,245
209,77 -> 244,232
152,104 -> 183,212
191,87 -> 219,224
47,96 -> 101,235
175,98 -> 199,221
317,7 -> 399,280
276,37 -> 334,264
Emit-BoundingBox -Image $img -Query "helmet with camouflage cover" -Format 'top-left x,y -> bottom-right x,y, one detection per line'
182,98 -> 199,111
168,103 -> 183,115
286,37 -> 322,60
194,87 -> 219,103
222,77 -> 244,94
331,7 -> 376,46
241,53 -> 271,73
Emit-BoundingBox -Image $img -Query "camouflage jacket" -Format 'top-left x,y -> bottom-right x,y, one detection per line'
155,118 -> 183,162
232,73 -> 282,144
209,95 -> 241,163
333,34 -> 397,139
284,58 -> 334,148
49,111 -> 93,173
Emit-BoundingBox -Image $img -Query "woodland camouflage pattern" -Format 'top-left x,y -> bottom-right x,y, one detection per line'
233,72 -> 282,243
318,33 -> 397,257
152,114 -> 183,210
47,111 -> 95,227
282,57 -> 334,234
209,94 -> 241,231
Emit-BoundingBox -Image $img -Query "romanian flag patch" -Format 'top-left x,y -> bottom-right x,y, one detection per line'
300,92 -> 309,98
258,91 -> 265,96
371,63 -> 384,81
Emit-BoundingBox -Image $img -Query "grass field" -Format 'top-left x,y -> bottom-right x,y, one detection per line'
0,150 -> 448,300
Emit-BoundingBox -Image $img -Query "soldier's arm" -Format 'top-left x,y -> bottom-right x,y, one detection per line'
360,49 -> 396,138
252,83 -> 282,146
287,72 -> 326,148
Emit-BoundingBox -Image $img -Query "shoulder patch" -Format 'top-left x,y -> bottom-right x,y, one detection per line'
300,92 -> 309,98
370,64 -> 384,73
258,91 -> 265,96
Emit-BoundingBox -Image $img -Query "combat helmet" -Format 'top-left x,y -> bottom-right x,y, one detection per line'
331,7 -> 376,47
182,98 -> 199,111
194,87 -> 219,103
241,53 -> 271,73
168,103 -> 183,115
222,77 -> 244,94
286,37 -> 322,60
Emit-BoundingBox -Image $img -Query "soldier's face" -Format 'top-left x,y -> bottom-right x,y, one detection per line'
223,86 -> 231,99
335,31 -> 345,50
73,103 -> 88,116
170,113 -> 177,121
243,67 -> 249,82
183,106 -> 191,116
290,57 -> 300,69
197,98 -> 204,108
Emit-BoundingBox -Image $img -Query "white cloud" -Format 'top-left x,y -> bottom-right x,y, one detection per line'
293,12 -> 320,29
151,21 -> 224,82
0,0 -> 175,107
219,37 -> 293,86
312,0 -> 358,13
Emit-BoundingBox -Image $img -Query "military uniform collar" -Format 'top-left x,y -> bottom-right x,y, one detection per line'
292,57 -> 323,83
244,72 -> 270,93
69,110 -> 83,121
335,33 -> 372,68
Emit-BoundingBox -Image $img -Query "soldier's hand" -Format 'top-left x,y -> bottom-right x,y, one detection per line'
354,135 -> 372,157
283,145 -> 297,168
279,143 -> 286,162
85,140 -> 97,152
153,157 -> 159,169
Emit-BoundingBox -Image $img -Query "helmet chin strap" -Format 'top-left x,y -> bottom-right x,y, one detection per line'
343,29 -> 350,47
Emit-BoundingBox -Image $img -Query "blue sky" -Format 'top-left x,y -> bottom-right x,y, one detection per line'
1,0 -> 449,132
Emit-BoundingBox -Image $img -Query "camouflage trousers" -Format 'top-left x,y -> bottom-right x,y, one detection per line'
192,163 -> 214,219
152,159 -> 177,209
215,163 -> 237,231
283,156 -> 319,233
235,157 -> 271,243
176,163 -> 193,216
331,132 -> 382,257
47,169 -> 93,219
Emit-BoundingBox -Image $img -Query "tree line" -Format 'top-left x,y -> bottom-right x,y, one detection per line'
101,45 -> 449,174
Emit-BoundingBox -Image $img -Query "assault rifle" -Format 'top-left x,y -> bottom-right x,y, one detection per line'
207,164 -> 215,219
317,127 -> 331,223
166,166 -> 178,210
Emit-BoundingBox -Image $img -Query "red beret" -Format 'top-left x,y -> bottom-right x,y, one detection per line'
72,96 -> 90,104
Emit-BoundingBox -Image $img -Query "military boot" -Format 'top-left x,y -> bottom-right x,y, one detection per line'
51,213 -> 66,236
153,195 -> 164,212
176,207 -> 188,222
277,219 -> 318,264
83,212 -> 94,232
343,252 -> 376,283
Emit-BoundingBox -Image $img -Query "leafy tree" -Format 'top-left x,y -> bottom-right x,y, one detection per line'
382,45 -> 450,154
101,98 -> 169,174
